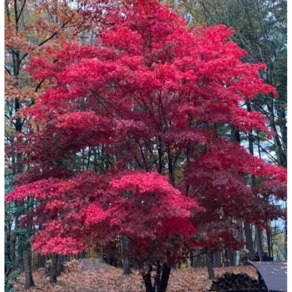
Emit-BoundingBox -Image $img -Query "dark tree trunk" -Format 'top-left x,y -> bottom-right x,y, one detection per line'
246,116 -> 263,262
266,228 -> 272,257
122,236 -> 131,275
154,262 -> 161,291
157,264 -> 171,292
244,222 -> 255,255
226,249 -> 234,266
213,251 -> 221,267
275,103 -> 287,167
140,262 -> 171,292
50,255 -> 58,284
23,249 -> 35,289
270,107 -> 287,167
206,253 -> 215,280
123,257 -> 131,275
237,219 -> 244,242
99,247 -> 104,261
191,247 -> 203,268
20,253 -> 25,273
44,255 -> 50,275
142,267 -> 153,292
190,251 -> 194,267
255,226 -> 263,261
56,255 -> 63,277
37,253 -> 46,269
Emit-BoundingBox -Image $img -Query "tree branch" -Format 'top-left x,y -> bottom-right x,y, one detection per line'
16,0 -> 27,23
5,66 -> 12,76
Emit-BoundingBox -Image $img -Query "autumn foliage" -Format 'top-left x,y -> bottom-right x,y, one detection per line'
6,0 -> 287,290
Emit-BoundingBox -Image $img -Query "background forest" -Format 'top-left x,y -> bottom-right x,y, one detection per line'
4,0 -> 287,291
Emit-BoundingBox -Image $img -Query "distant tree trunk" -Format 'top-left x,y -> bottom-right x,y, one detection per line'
191,247 -> 204,268
246,109 -> 259,257
50,255 -> 58,284
213,251 -> 221,267
225,249 -> 234,266
237,219 -> 244,242
56,255 -> 63,276
270,104 -> 287,167
255,227 -> 263,261
122,236 -> 131,275
225,250 -> 229,267
276,104 -> 287,167
20,253 -> 25,273
190,251 -> 196,267
16,202 -> 25,275
37,253 -> 46,269
206,253 -> 215,280
23,249 -> 35,289
266,228 -> 272,257
244,222 -> 255,255
123,257 -> 131,274
246,109 -> 264,262
99,247 -> 104,261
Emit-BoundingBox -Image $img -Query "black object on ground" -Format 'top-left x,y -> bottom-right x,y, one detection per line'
208,272 -> 268,291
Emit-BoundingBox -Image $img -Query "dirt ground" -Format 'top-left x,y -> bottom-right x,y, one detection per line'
13,259 -> 258,292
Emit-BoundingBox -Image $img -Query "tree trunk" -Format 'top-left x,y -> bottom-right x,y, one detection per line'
244,222 -> 255,255
142,265 -> 153,292
154,262 -> 162,292
213,251 -> 221,267
246,102 -> 264,261
140,262 -> 171,292
23,249 -> 35,289
56,255 -> 63,277
266,228 -> 272,257
270,108 -> 287,167
37,253 -> 46,269
157,264 -> 171,292
237,219 -> 244,242
50,255 -> 58,284
275,103 -> 287,167
191,247 -> 204,268
122,236 -> 131,275
99,247 -> 104,261
123,257 -> 131,275
20,252 -> 25,273
226,249 -> 234,266
206,253 -> 215,280
255,227 -> 263,261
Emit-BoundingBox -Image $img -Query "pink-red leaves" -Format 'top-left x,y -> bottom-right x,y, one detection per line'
5,178 -> 63,202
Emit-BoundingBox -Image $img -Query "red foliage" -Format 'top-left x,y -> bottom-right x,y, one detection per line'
6,170 -> 201,258
6,0 -> 286,263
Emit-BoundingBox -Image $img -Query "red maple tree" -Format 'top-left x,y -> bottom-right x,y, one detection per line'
6,1 -> 287,291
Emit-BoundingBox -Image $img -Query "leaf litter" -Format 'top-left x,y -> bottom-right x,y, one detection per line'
13,259 -> 257,292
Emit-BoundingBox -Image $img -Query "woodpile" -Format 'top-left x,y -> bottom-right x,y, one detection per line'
208,272 -> 268,291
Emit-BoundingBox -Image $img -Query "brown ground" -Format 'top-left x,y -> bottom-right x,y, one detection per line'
13,259 -> 258,292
